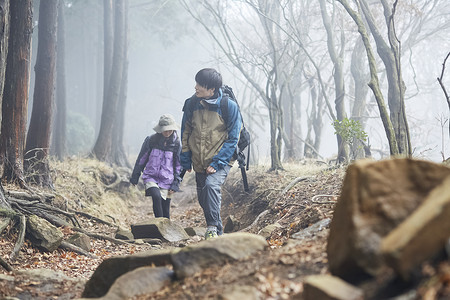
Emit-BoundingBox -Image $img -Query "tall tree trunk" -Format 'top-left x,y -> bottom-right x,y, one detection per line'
350,39 -> 370,159
25,0 -> 58,187
112,0 -> 130,168
359,0 -> 410,155
319,0 -> 348,163
0,0 -> 9,126
92,0 -> 125,162
337,0 -> 399,155
51,0 -> 67,160
0,0 -> 32,185
95,3 -> 104,134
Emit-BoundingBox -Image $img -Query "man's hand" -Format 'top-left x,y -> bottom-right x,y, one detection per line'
206,166 -> 216,174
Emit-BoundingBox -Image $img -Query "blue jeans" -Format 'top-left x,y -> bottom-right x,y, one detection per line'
195,165 -> 231,235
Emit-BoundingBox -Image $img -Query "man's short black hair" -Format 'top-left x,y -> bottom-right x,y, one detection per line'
195,68 -> 222,92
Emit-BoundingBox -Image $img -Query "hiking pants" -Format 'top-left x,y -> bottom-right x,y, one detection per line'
147,187 -> 171,218
195,165 -> 231,235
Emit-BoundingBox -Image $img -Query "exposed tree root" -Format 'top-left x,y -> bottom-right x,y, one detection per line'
0,217 -> 11,233
11,215 -> 26,260
0,179 -> 131,263
311,194 -> 338,204
242,210 -> 269,232
70,210 -> 118,228
0,255 -> 13,272
59,241 -> 97,258
280,176 -> 310,197
243,176 -> 312,232
72,228 -> 130,245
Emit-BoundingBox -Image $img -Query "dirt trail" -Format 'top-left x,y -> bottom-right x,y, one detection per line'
1,160 -> 445,299
0,162 -> 343,299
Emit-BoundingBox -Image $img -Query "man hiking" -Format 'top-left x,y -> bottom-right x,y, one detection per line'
180,68 -> 242,240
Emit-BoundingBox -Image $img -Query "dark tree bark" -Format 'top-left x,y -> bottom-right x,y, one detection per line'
0,0 -> 9,125
25,0 -> 58,187
0,0 -> 32,185
92,0 -> 125,162
51,0 -> 67,160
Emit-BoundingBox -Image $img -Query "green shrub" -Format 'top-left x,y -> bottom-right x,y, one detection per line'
333,118 -> 368,160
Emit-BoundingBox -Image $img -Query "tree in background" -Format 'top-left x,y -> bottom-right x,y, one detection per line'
111,0 -> 130,168
318,0 -> 349,162
337,0 -> 399,156
181,0 -> 292,170
25,0 -> 58,187
92,0 -> 128,165
0,0 -> 9,121
51,0 -> 67,161
359,0 -> 411,155
0,0 -> 32,186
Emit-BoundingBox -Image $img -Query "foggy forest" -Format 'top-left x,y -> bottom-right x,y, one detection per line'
1,0 -> 450,186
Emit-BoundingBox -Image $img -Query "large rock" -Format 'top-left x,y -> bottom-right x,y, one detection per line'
115,227 -> 134,240
131,218 -> 189,242
82,249 -> 175,298
291,218 -> 330,240
66,233 -> 91,252
172,232 -> 268,279
381,175 -> 450,279
98,266 -> 173,300
184,226 -> 206,237
303,275 -> 363,300
223,215 -> 240,233
258,222 -> 282,239
82,233 -> 267,298
327,158 -> 450,280
26,215 -> 64,252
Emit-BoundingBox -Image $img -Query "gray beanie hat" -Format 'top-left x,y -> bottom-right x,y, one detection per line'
153,114 -> 180,133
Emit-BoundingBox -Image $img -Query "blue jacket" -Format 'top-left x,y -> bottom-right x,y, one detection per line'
180,88 -> 242,172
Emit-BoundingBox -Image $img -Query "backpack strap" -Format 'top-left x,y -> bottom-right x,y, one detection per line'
220,95 -> 230,125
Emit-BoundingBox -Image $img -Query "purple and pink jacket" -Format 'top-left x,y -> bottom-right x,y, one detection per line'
130,132 -> 182,191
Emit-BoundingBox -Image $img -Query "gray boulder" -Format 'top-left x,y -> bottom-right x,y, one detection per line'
223,215 -> 240,233
291,218 -> 330,240
66,233 -> 91,252
81,248 -> 175,298
98,266 -> 173,300
184,226 -> 206,237
172,232 -> 268,279
258,222 -> 282,239
26,215 -> 64,252
115,227 -> 134,240
131,218 -> 189,242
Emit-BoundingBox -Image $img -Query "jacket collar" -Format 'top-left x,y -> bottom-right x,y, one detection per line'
203,88 -> 222,106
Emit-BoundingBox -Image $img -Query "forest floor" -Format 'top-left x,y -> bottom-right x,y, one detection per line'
0,158 -> 448,299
